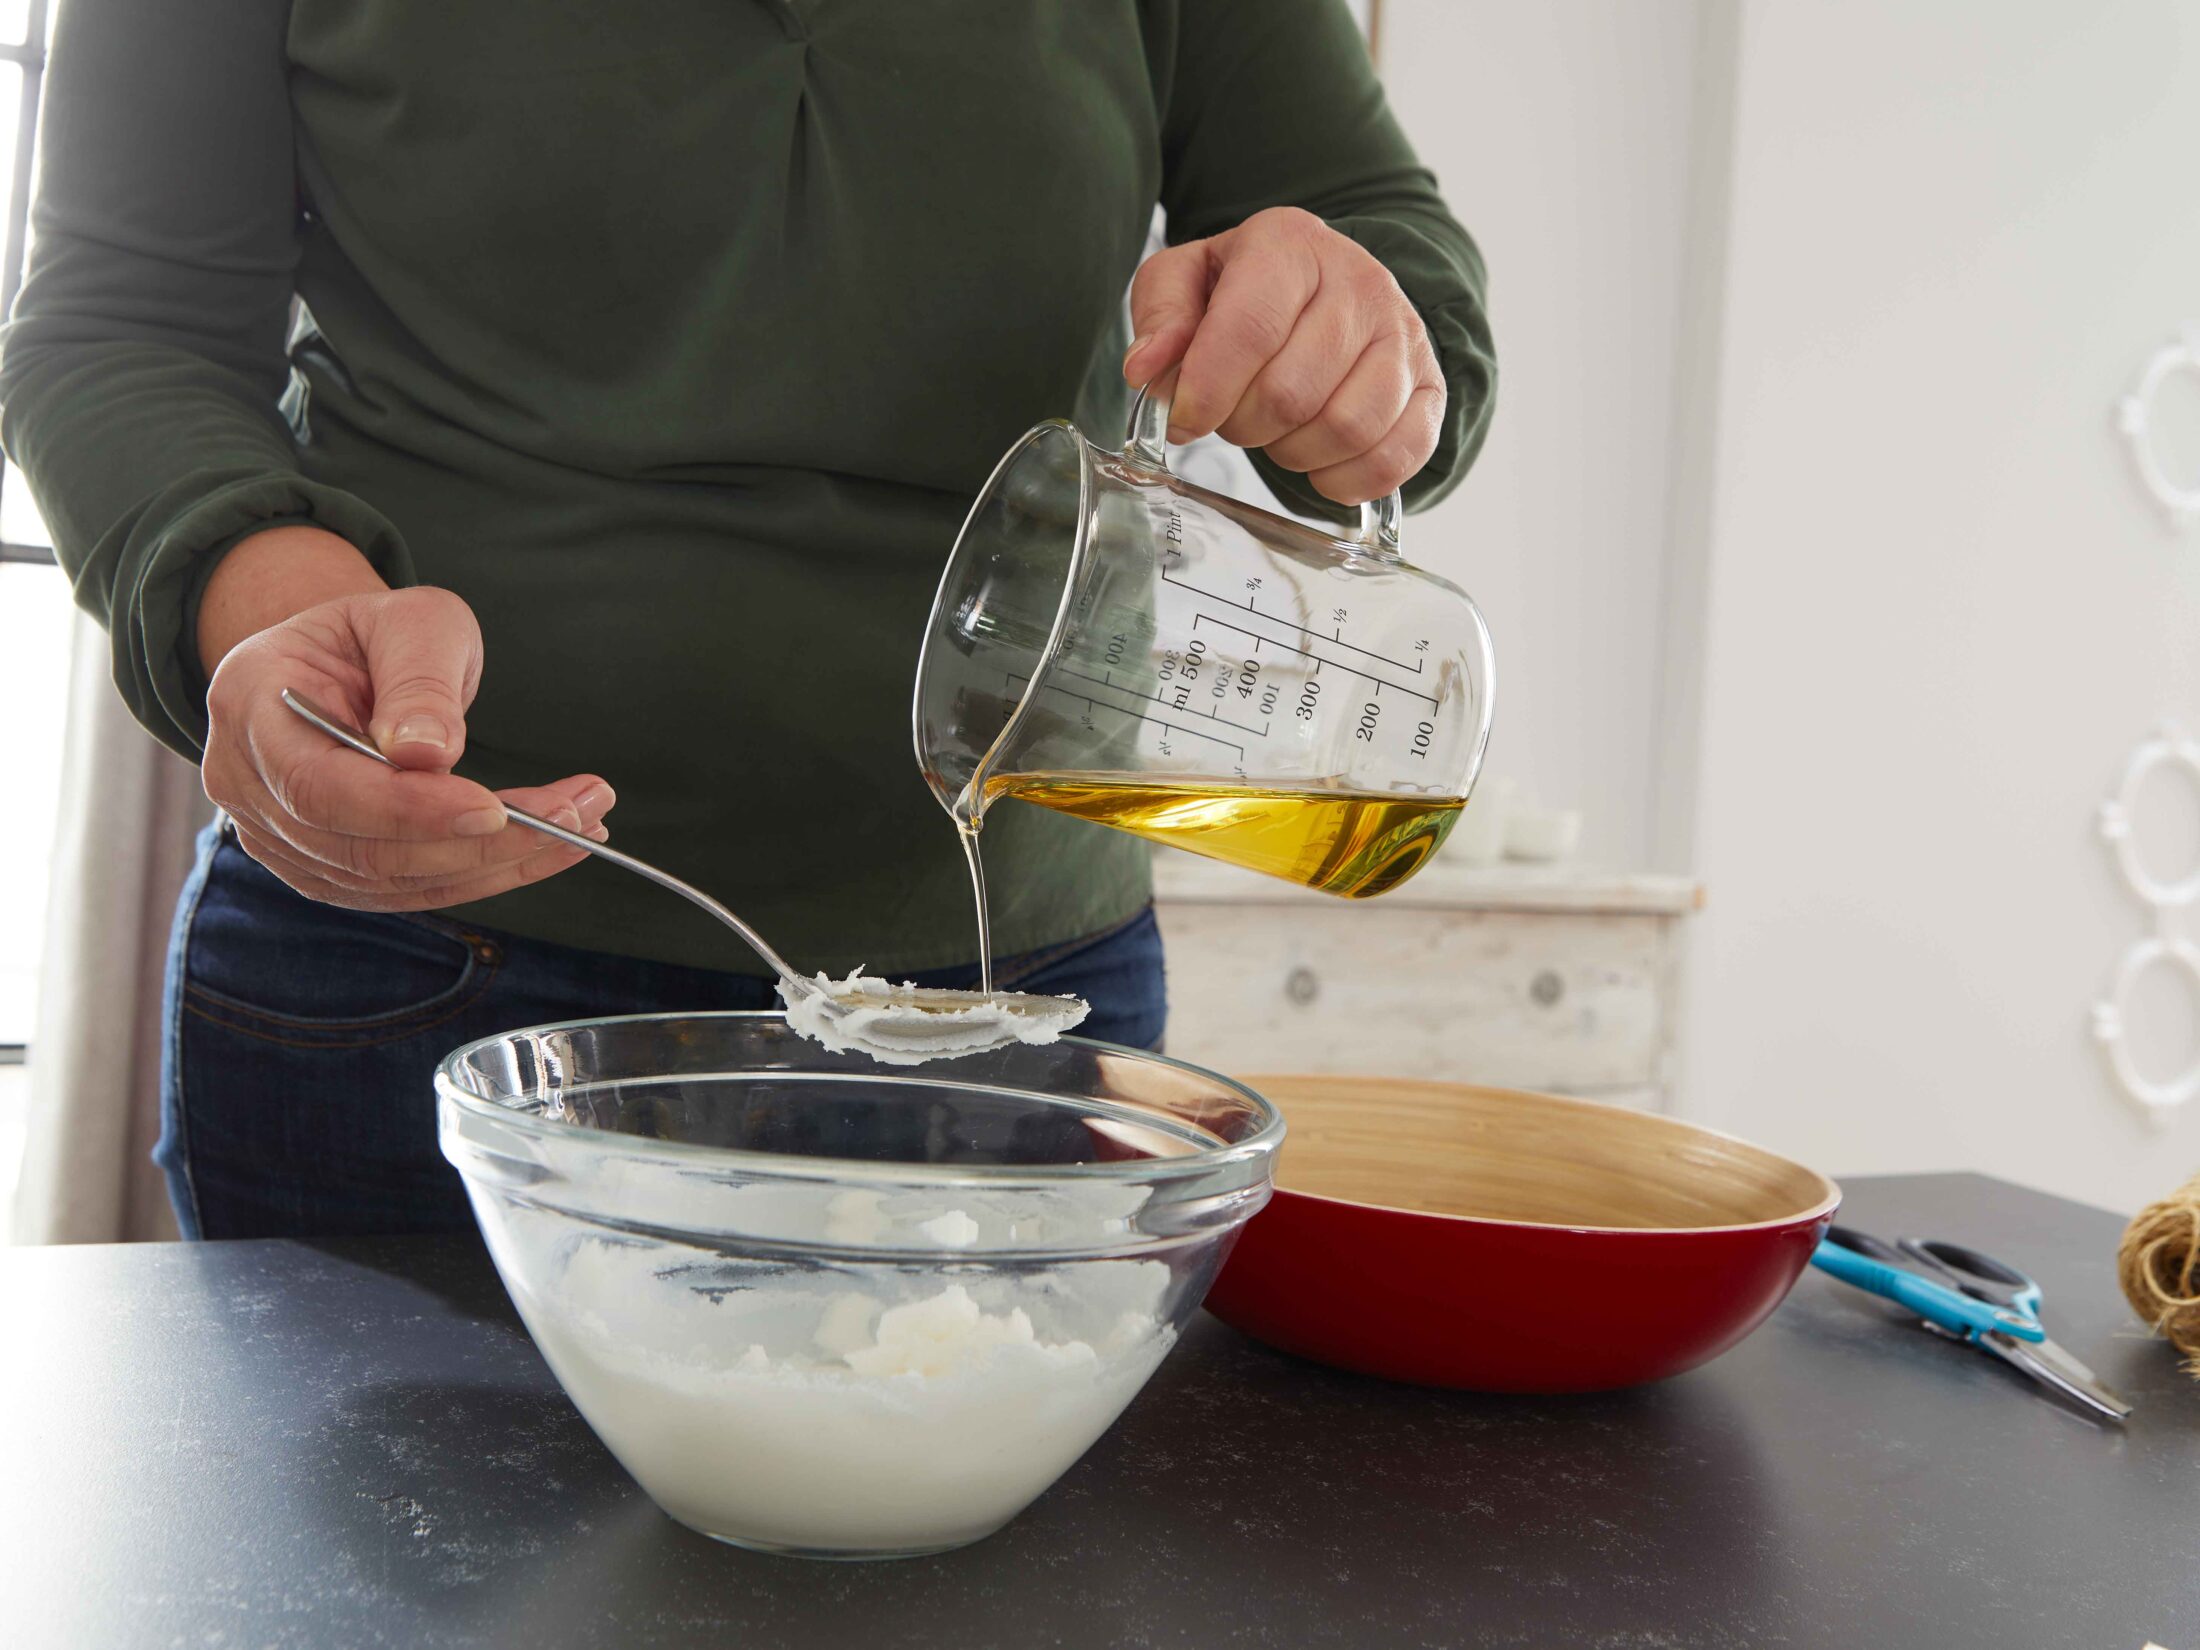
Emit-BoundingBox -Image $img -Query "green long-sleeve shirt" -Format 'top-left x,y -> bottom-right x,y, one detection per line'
1,0 -> 1494,976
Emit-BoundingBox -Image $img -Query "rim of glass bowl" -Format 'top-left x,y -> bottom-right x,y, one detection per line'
434,1010 -> 1286,1191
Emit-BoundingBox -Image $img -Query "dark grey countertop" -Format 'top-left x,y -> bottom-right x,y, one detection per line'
3,1172 -> 2195,1649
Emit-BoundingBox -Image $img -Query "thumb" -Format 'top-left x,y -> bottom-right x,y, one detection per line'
1124,238 -> 1216,386
355,587 -> 485,772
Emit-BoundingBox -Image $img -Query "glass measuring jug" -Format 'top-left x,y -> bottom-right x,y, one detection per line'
914,380 -> 1495,901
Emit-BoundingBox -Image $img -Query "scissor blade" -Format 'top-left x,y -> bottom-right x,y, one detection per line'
1980,1331 -> 2133,1422
2022,1334 -> 2133,1413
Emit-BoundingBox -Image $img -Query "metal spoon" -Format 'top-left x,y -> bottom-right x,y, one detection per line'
279,689 -> 1086,1063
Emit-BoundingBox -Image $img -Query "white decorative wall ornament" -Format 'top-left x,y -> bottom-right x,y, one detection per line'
2094,722 -> 2200,1125
2115,325 -> 2200,530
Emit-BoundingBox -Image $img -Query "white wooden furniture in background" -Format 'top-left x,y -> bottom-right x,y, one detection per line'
1152,852 -> 1702,1112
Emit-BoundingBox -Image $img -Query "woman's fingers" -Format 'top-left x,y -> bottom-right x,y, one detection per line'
1121,207 -> 1443,494
201,585 -> 623,915
1168,216 -> 1324,442
352,586 -> 486,767
250,774 -> 614,887
229,804 -> 604,912
1124,239 -> 1215,388
227,818 -> 361,905
213,653 -> 509,842
1306,381 -> 1448,507
209,584 -> 508,842
1218,286 -> 1381,454
1260,332 -> 1418,477
363,837 -> 599,913
489,779 -> 616,831
271,735 -> 513,841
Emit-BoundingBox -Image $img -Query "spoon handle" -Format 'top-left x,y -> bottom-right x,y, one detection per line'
279,689 -> 807,989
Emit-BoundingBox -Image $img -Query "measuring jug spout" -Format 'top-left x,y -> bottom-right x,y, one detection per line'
913,380 -> 1493,898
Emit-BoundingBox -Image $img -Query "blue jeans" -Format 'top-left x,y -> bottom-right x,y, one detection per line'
157,823 -> 1167,1241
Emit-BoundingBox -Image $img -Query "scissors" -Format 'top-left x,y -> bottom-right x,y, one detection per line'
1809,1225 -> 2132,1423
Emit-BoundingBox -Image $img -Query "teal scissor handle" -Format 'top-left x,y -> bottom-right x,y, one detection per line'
1897,1237 -> 2044,1323
1811,1229 -> 2045,1344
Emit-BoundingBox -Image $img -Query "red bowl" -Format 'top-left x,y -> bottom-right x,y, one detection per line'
1204,1077 -> 1840,1392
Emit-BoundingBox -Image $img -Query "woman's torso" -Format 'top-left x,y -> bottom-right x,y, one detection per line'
282,0 -> 1165,972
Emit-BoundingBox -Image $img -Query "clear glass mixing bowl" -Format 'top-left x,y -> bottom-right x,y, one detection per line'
436,1012 -> 1282,1559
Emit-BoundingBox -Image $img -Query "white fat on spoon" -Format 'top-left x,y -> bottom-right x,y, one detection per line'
279,689 -> 1088,1067
780,972 -> 1088,1066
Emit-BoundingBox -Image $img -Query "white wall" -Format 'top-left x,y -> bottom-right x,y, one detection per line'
1383,0 -> 2200,1211
1382,0 -> 1703,869
1677,0 -> 2200,1212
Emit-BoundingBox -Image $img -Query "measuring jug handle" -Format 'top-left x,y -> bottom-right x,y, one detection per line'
1125,376 -> 1405,559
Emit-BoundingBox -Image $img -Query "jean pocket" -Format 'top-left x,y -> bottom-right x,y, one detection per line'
180,840 -> 504,1047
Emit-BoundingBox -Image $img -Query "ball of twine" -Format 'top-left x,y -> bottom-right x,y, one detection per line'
2119,1169 -> 2200,1375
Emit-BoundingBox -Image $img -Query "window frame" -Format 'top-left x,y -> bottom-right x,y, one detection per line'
0,2 -> 54,1076
1,1 -> 53,567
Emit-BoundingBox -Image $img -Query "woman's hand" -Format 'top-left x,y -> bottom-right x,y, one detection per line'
1123,206 -> 1444,507
198,530 -> 612,912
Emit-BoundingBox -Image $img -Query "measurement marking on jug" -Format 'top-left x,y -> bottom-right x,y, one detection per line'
1006,672 -> 1249,755
1160,569 -> 1428,674
1189,613 -> 1436,705
1049,665 -> 1269,739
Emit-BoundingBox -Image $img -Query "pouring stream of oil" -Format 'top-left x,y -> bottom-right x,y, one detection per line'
952,804 -> 996,995
955,775 -> 1467,992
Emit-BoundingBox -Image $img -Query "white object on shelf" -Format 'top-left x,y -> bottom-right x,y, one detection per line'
1445,775 -> 1514,864
2115,325 -> 2200,531
1503,806 -> 1582,863
2093,722 -> 2200,1126
1151,851 -> 1701,1111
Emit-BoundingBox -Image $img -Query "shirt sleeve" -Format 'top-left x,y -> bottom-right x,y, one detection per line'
1154,0 -> 1497,522
0,0 -> 411,760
